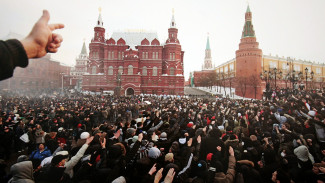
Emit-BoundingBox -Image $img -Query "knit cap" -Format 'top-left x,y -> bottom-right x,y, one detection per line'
148,147 -> 161,159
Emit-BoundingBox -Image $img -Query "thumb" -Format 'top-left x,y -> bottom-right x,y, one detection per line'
39,10 -> 50,25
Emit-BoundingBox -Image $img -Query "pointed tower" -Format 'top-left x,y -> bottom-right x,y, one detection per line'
93,7 -> 105,43
162,9 -> 185,94
203,34 -> 213,70
235,5 -> 263,99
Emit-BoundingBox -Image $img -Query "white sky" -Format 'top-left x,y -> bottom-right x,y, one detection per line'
1,0 -> 325,79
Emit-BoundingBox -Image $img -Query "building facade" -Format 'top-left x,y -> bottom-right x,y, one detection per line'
82,10 -> 184,95
193,35 -> 215,87
70,42 -> 89,90
213,5 -> 325,99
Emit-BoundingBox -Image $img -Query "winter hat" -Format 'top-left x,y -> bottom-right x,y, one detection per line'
56,151 -> 69,156
196,160 -> 208,177
294,145 -> 314,162
206,153 -> 213,161
51,155 -> 68,166
148,147 -> 161,159
160,132 -> 167,140
77,123 -> 82,128
58,127 -> 64,132
108,144 -> 122,159
17,155 -> 29,163
112,176 -> 126,183
187,122 -> 194,128
127,128 -> 136,135
80,132 -> 90,139
165,153 -> 174,162
170,141 -> 180,153
132,136 -> 138,143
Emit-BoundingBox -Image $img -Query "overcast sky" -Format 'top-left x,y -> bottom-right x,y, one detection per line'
1,0 -> 325,79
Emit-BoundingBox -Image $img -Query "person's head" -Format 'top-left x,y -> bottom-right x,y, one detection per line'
51,155 -> 68,167
39,143 -> 45,150
271,169 -> 291,183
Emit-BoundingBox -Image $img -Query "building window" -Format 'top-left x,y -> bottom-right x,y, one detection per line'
224,67 -> 228,73
230,64 -> 234,71
269,61 -> 277,69
170,53 -> 172,60
112,51 -> 114,59
282,63 -> 289,71
170,67 -> 175,75
316,68 -> 321,74
294,65 -> 301,72
118,66 -> 123,74
152,66 -> 158,76
92,66 -> 96,74
173,53 -> 175,60
156,52 -> 159,59
128,65 -> 133,75
108,66 -> 113,75
142,66 -> 147,76
108,52 -> 111,60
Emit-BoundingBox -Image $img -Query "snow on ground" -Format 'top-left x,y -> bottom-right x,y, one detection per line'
196,86 -> 253,100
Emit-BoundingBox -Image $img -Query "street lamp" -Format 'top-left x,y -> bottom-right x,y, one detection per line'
304,67 -> 314,91
60,72 -> 65,94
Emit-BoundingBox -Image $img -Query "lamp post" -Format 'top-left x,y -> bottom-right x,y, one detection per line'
304,67 -> 314,91
60,72 -> 64,94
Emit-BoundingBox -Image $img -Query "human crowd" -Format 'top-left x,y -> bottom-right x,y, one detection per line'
0,88 -> 325,183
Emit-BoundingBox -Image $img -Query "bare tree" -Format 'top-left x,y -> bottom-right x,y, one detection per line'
250,75 -> 260,99
237,76 -> 249,98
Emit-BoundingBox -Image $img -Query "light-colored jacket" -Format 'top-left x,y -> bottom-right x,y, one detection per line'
64,143 -> 89,178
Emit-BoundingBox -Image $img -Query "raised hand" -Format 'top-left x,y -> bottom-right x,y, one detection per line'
21,10 -> 64,58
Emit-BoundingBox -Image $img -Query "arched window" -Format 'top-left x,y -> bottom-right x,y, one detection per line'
170,67 -> 175,75
128,65 -> 133,75
152,66 -> 158,76
156,52 -> 159,59
108,66 -> 113,75
142,66 -> 147,76
92,66 -> 97,74
118,66 -> 123,74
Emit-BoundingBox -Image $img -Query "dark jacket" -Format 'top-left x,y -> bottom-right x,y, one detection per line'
0,39 -> 28,81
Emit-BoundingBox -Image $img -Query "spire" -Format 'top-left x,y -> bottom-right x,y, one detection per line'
246,4 -> 251,13
206,33 -> 210,50
81,39 -> 87,55
96,7 -> 103,27
242,5 -> 255,38
170,8 -> 176,28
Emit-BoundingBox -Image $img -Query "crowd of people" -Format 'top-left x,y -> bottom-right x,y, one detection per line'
0,88 -> 325,183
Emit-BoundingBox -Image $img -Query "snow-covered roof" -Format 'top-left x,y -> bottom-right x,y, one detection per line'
111,31 -> 159,49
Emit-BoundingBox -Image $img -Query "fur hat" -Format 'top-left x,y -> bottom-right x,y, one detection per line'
148,147 -> 161,159
80,132 -> 90,140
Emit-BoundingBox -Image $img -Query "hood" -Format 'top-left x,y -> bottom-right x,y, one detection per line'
10,161 -> 34,182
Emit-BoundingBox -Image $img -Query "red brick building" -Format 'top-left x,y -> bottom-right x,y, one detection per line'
82,10 -> 184,95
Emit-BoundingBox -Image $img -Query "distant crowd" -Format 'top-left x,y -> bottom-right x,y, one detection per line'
1,88 -> 325,183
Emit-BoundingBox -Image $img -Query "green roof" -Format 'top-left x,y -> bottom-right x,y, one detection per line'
206,36 -> 210,50
246,5 -> 251,13
242,21 -> 255,38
